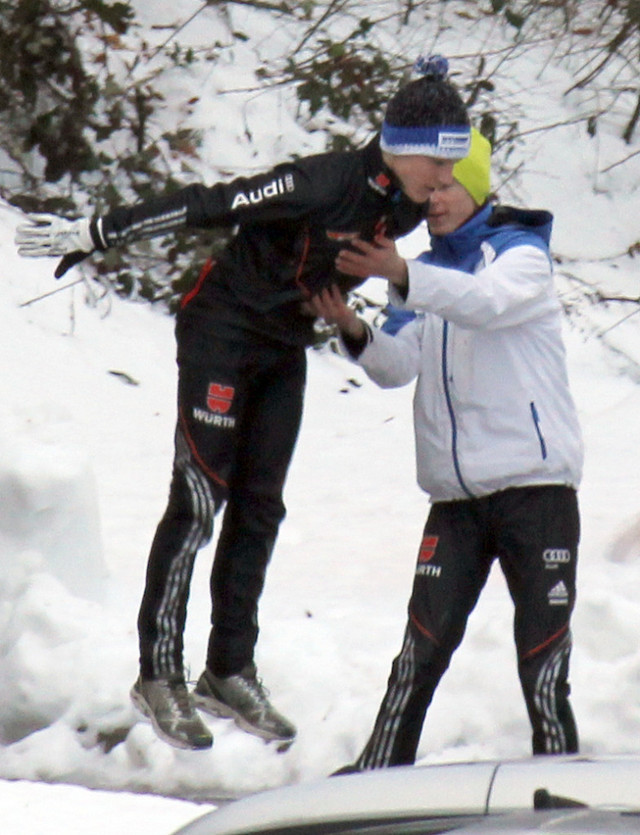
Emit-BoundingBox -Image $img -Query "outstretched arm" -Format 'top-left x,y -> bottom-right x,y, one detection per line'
14,156 -> 330,280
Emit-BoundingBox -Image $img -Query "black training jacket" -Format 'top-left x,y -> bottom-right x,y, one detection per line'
95,136 -> 428,346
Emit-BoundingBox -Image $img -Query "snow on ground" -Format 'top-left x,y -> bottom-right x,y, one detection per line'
0,5 -> 639,833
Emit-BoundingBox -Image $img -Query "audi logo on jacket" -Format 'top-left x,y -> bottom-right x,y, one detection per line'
92,137 -> 428,347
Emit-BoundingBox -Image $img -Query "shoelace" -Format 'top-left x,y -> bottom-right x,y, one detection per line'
168,680 -> 194,717
236,673 -> 271,706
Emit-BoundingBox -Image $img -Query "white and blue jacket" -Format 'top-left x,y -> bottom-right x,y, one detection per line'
355,203 -> 584,502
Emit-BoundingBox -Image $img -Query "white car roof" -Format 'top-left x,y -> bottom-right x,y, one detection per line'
490,756 -> 640,810
174,755 -> 640,835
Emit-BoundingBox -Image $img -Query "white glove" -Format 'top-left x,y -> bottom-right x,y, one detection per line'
15,213 -> 94,257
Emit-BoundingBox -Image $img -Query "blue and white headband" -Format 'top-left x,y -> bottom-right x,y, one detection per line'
380,55 -> 471,159
380,123 -> 471,159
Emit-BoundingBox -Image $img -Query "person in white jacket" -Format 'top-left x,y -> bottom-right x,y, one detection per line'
313,128 -> 584,770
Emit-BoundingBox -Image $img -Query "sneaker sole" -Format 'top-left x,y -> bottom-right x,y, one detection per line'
192,688 -> 295,745
130,686 -> 213,751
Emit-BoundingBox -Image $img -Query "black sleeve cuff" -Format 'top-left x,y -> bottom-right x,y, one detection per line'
89,218 -> 107,251
341,323 -> 372,358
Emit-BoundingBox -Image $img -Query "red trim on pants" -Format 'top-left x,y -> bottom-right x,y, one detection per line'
521,623 -> 569,661
409,608 -> 440,646
178,407 -> 228,488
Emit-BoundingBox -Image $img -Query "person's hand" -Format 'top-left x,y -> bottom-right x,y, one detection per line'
15,213 -> 95,257
16,213 -> 97,279
309,285 -> 366,341
335,235 -> 408,289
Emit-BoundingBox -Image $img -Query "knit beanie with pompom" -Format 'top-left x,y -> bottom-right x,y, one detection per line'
380,56 -> 470,160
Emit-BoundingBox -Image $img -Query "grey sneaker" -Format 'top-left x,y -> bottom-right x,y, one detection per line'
130,675 -> 213,750
193,663 -> 296,744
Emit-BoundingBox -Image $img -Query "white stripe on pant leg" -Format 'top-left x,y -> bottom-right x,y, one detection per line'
152,431 -> 215,677
377,633 -> 417,767
154,461 -> 213,675
533,634 -> 571,753
153,464 -> 205,675
360,629 -> 418,769
153,434 -> 202,674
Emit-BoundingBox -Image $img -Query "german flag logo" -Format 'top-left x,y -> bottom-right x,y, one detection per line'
207,383 -> 235,415
418,535 -> 439,563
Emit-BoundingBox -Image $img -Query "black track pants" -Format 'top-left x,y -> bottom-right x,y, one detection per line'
137,328 -> 306,680
355,485 -> 580,768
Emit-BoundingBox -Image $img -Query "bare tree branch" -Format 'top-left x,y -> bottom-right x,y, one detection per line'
600,147 -> 640,172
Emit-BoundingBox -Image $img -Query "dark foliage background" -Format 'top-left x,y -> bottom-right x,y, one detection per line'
0,0 -> 638,310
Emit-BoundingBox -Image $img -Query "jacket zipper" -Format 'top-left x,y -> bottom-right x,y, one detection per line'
530,401 -> 548,459
442,321 -> 474,498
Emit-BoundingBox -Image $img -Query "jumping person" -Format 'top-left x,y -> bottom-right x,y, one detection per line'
313,127 -> 584,769
15,58 -> 471,751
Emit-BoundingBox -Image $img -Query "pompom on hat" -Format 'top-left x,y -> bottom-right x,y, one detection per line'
380,55 -> 471,160
453,127 -> 492,206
